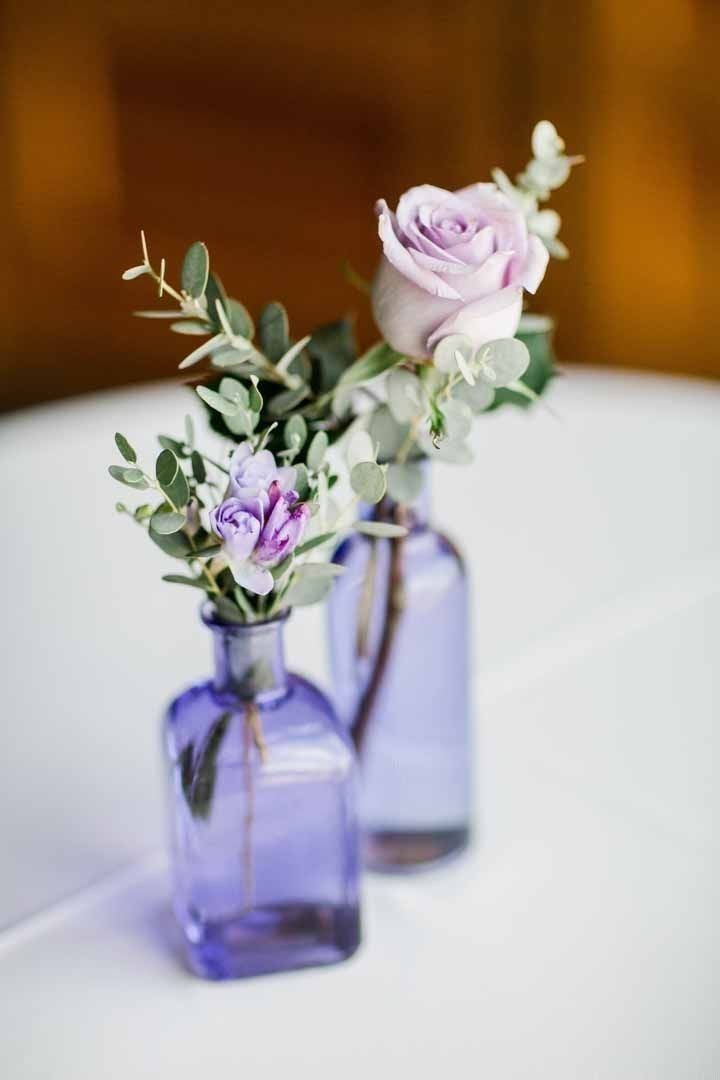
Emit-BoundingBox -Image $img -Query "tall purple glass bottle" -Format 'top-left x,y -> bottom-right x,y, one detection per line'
328,468 -> 471,871
165,606 -> 361,979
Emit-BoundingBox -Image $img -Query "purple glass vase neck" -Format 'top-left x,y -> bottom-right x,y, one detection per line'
201,605 -> 289,703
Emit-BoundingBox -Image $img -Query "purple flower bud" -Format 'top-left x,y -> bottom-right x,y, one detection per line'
210,446 -> 309,597
254,482 -> 310,568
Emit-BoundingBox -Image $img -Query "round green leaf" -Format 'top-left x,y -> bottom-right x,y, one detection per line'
306,431 -> 329,472
151,510 -> 186,535
156,449 -> 179,487
350,461 -> 387,504
480,338 -> 530,387
284,415 -> 308,450
386,463 -> 424,504
387,368 -> 427,423
367,405 -> 409,463
433,333 -> 474,375
442,399 -> 473,442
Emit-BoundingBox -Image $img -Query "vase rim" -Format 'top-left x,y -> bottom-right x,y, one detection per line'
201,602 -> 290,633
518,312 -> 555,333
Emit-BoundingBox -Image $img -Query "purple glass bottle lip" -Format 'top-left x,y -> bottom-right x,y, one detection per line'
200,602 -> 291,633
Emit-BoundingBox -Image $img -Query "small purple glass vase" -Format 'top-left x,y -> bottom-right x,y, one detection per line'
164,605 -> 361,979
328,466 -> 472,872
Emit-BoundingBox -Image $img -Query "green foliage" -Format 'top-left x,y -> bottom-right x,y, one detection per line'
181,242 -> 210,299
356,520 -> 408,539
258,302 -> 290,362
162,574 -> 206,589
181,712 -> 231,819
350,461 -> 387,504
307,319 -> 357,394
386,462 -> 424,504
337,342 -> 404,391
114,432 -> 136,463
151,509 -> 186,535
306,430 -> 328,471
284,415 -> 307,450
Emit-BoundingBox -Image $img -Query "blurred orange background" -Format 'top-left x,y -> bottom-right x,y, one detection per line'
1,0 -> 718,412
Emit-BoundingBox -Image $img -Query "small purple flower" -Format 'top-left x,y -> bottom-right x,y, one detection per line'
229,443 -> 296,517
210,444 -> 310,596
254,482 -> 310,569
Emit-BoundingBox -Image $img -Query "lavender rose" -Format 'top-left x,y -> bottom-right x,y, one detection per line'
210,444 -> 309,595
371,183 -> 549,359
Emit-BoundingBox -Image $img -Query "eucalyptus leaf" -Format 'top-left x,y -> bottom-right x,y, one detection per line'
454,379 -> 495,414
268,386 -> 309,417
212,346 -> 254,368
433,333 -> 474,375
350,461 -> 386,504
188,712 -> 231,819
152,510 -> 186,535
224,407 -> 255,437
191,451 -> 206,484
258,302 -> 290,361
170,320 -> 210,335
181,241 -> 209,299
295,531 -> 336,556
284,415 -> 307,450
158,435 -> 187,456
219,378 -> 249,407
270,554 -> 294,581
367,405 -> 410,463
386,462 -> 424,504
226,299 -> 254,339
149,520 -> 192,557
306,430 -> 329,471
114,432 -> 136,463
356,521 -> 408,539
204,273 -> 228,331
156,449 -> 179,487
215,596 -> 247,624
480,338 -> 530,387
307,318 -> 357,393
196,385 -> 243,417
387,368 -> 427,423
248,378 -> 263,413
442,399 -> 473,442
337,342 -> 403,390
179,333 -> 224,370
108,464 -> 148,489
293,562 -> 345,580
122,467 -> 145,484
346,429 -> 375,470
184,414 -> 195,447
162,573 -> 206,589
122,265 -> 148,281
294,463 -> 310,500
283,575 -> 333,607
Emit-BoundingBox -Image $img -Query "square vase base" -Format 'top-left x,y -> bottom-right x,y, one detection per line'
364,826 -> 470,873
184,902 -> 361,980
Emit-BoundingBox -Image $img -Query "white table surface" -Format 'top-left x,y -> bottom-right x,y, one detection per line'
1,368 -> 718,1079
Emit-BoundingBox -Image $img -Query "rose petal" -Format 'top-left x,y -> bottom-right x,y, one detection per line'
371,256 -> 459,358
230,559 -> 274,596
377,200 -> 460,300
427,287 -> 523,351
516,234 -> 549,294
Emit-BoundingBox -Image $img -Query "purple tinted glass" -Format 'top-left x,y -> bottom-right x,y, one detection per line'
165,608 -> 361,979
328,467 -> 472,871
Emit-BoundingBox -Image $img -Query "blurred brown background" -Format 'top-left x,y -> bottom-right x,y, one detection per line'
1,0 -> 718,412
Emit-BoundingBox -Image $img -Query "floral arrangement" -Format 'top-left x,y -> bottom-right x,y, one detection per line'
110,120 -> 581,618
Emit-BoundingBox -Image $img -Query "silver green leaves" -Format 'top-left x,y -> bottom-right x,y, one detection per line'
337,342 -> 404,391
156,449 -> 189,509
181,242 -> 209,299
283,563 -> 345,607
114,432 -> 136,463
350,461 -> 386,504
